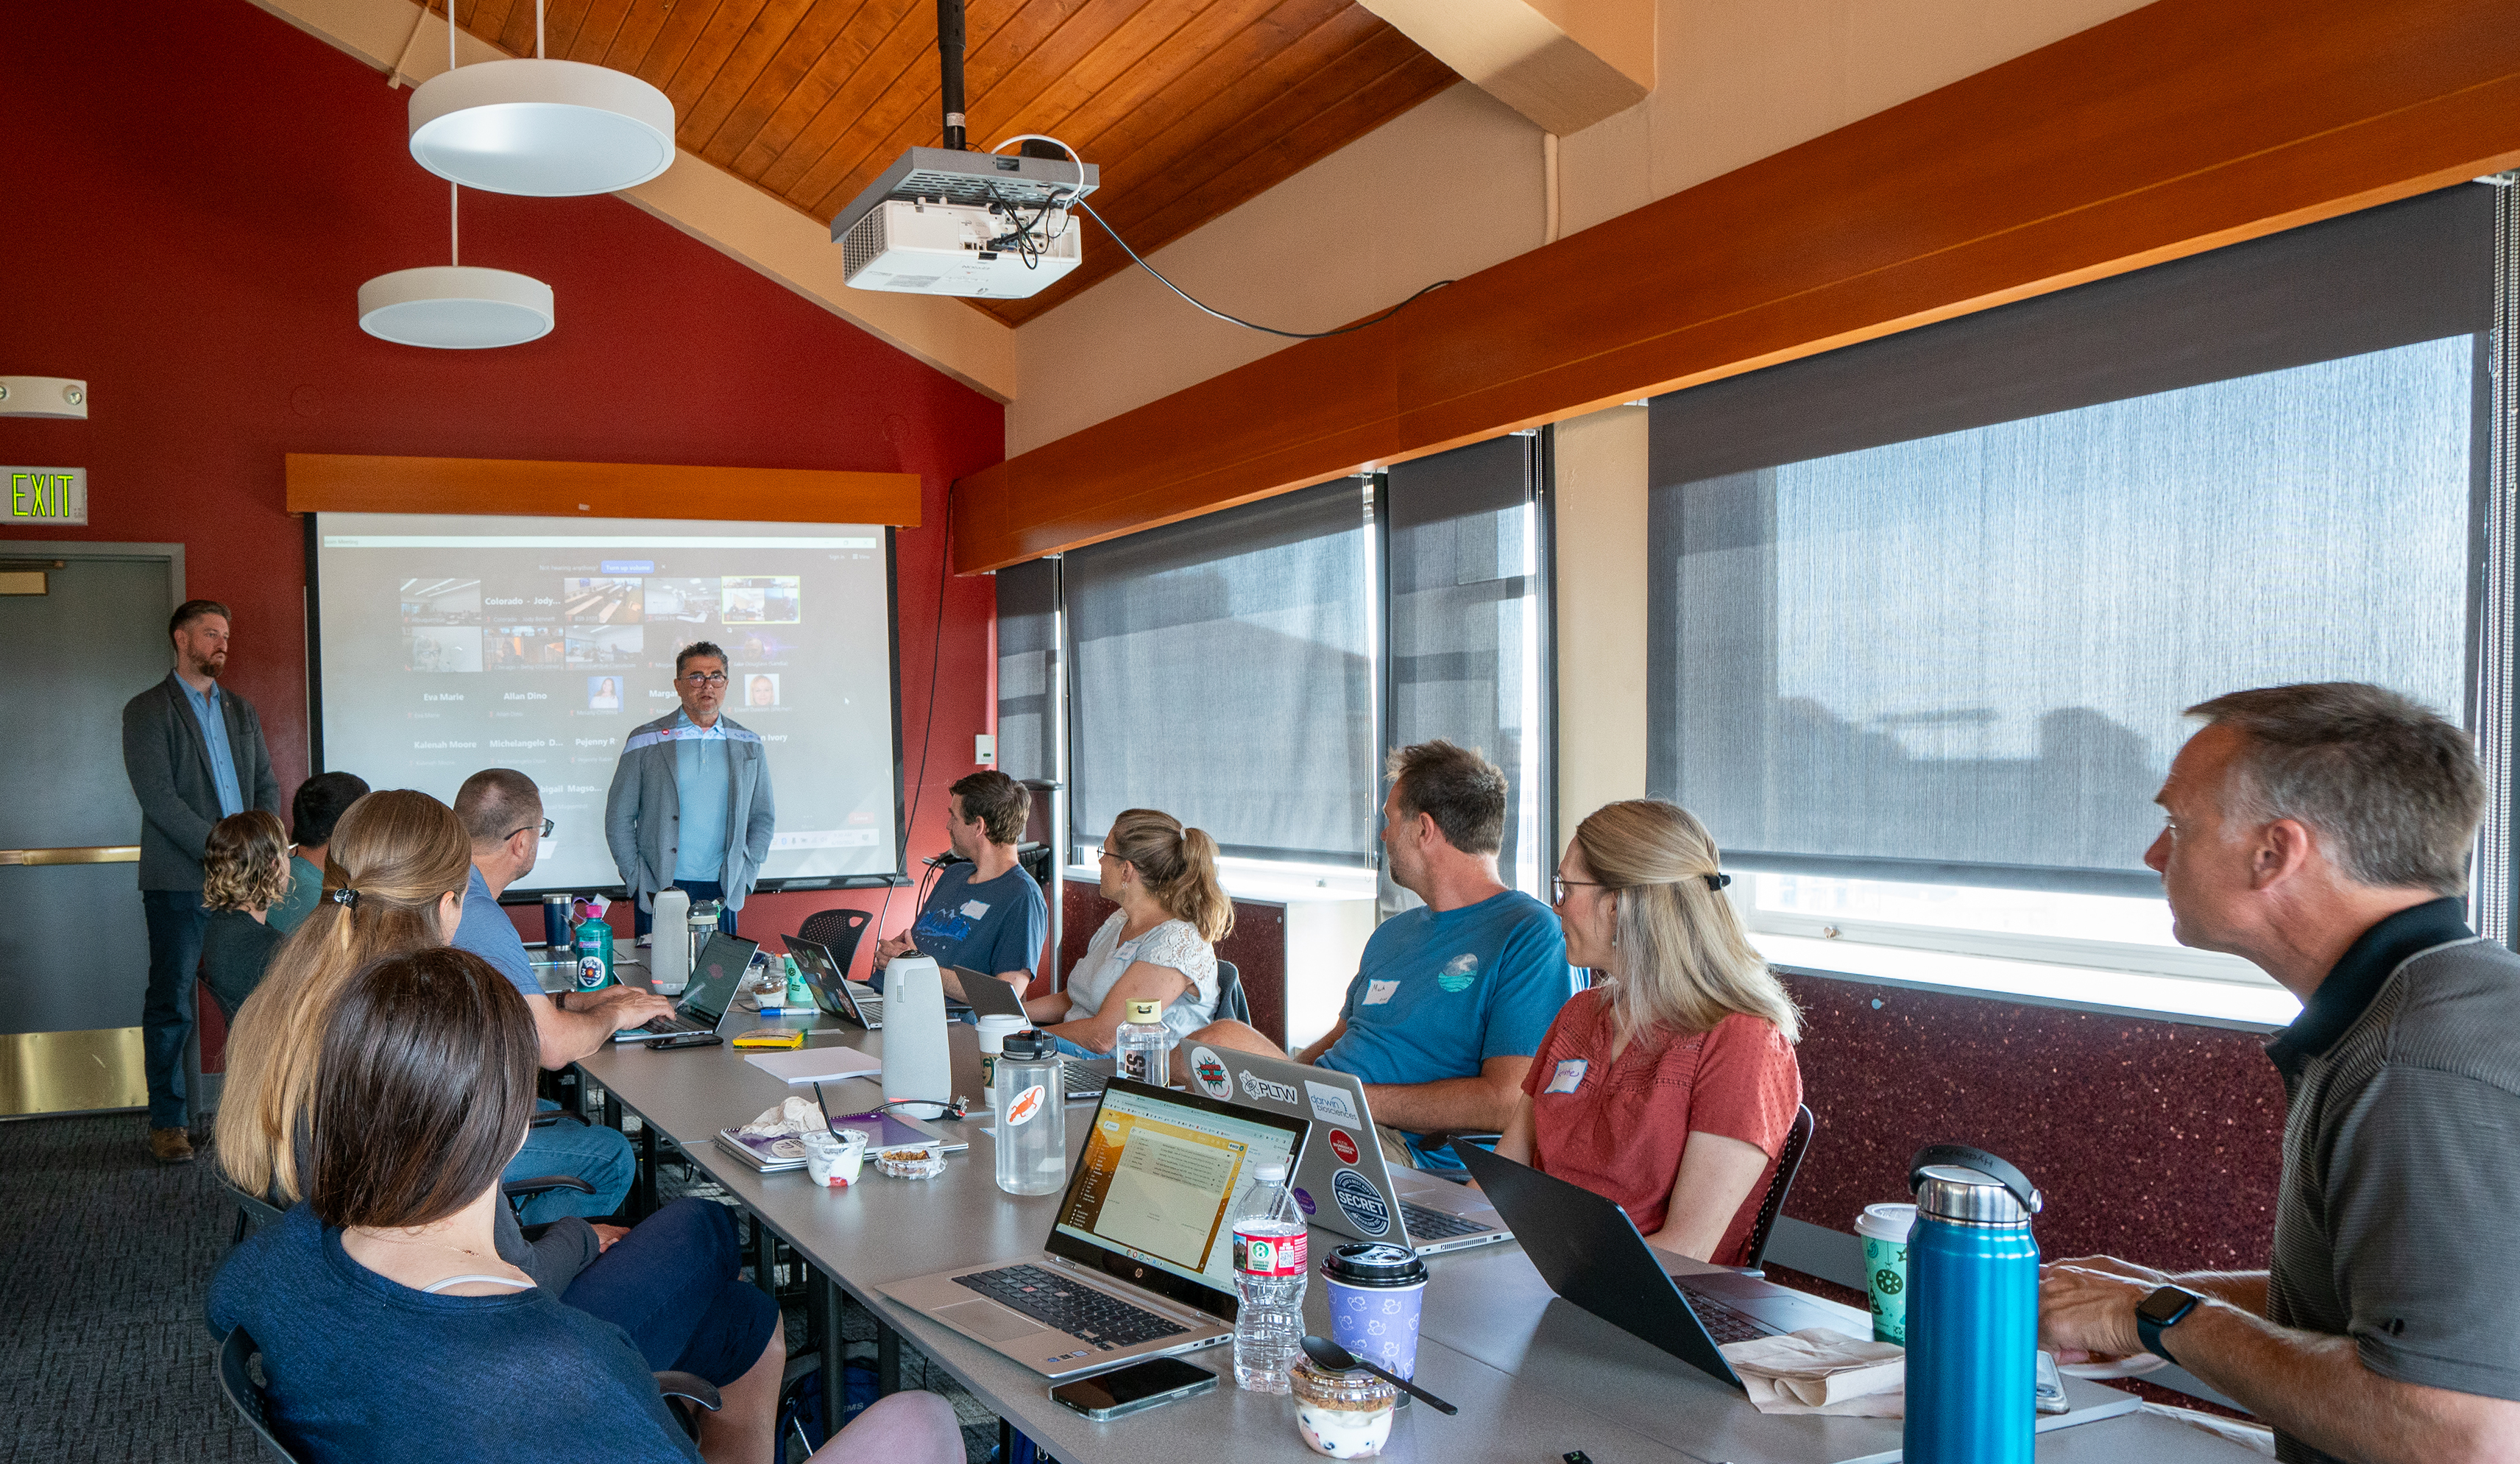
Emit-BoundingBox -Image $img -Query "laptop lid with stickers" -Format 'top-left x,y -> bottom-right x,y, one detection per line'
1190,1046 -> 1409,1245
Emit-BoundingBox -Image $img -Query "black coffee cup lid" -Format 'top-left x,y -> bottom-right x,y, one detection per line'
1323,1242 -> 1426,1285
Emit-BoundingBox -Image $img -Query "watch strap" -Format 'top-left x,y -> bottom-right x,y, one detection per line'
2135,1285 -> 2203,1365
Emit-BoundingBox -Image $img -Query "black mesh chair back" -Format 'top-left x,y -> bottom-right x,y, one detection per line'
1738,1104 -> 1818,1276
798,908 -> 873,979
1213,959 -> 1250,1025
219,1328 -> 305,1463
223,1179 -> 286,1248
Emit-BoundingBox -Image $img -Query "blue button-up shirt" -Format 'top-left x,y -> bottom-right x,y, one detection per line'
180,676 -> 245,819
672,710 -> 730,881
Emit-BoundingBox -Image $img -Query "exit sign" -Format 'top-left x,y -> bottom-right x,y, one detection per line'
7,467 -> 85,525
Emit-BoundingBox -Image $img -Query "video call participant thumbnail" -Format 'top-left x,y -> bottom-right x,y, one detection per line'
874,771 -> 1047,996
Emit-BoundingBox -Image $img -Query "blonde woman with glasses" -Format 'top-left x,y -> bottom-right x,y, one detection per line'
1496,799 -> 1802,1266
1026,808 -> 1231,1055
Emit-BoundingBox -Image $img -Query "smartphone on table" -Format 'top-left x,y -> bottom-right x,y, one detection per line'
1050,1358 -> 1217,1421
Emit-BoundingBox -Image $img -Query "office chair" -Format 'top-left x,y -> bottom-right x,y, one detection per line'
220,1327 -> 721,1460
224,1178 -> 285,1247
799,908 -> 874,979
1211,958 -> 1250,1025
1737,1104 -> 1817,1277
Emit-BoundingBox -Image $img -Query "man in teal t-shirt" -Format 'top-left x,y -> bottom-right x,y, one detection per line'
1189,741 -> 1572,1170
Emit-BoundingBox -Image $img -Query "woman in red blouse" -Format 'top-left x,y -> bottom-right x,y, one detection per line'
1494,799 -> 1802,1267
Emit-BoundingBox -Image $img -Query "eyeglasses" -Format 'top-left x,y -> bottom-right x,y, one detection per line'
506,817 -> 556,840
679,672 -> 729,687
1551,875 -> 1609,903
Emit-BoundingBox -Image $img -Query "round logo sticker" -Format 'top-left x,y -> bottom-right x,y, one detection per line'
1189,1045 -> 1232,1099
1331,1169 -> 1391,1237
1291,1185 -> 1317,1217
1005,1084 -> 1046,1125
1436,952 -> 1480,993
1327,1128 -> 1360,1166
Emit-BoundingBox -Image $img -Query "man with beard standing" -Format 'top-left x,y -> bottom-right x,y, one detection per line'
122,598 -> 280,1162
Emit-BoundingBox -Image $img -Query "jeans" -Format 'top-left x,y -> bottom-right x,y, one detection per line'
141,890 -> 208,1129
631,878 -> 740,938
560,1198 -> 778,1386
503,1099 -> 635,1223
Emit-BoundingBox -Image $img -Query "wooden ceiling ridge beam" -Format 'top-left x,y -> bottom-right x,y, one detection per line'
1356,0 -> 1649,137
948,0 -> 2520,574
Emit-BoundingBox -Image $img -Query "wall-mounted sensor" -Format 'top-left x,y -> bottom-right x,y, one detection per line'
0,378 -> 89,420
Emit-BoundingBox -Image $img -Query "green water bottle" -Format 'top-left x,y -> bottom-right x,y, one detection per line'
574,919 -> 615,992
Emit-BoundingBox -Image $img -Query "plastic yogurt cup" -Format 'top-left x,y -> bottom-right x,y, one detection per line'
1291,1358 -> 1398,1459
803,1128 -> 867,1188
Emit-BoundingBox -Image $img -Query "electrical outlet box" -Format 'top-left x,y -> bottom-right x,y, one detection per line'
975,732 -> 996,765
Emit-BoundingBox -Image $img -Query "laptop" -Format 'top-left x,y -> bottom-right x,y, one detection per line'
1197,1047 -> 1509,1255
612,932 -> 759,1042
1451,1139 -> 1858,1391
880,1077 -> 1312,1379
788,933 -> 885,1029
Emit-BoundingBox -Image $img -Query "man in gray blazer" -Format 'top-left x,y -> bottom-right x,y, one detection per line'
121,598 -> 280,1162
605,640 -> 775,938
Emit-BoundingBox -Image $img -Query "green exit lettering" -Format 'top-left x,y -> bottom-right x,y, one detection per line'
7,467 -> 85,523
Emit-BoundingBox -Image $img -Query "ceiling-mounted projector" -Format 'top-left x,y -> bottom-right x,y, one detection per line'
832,147 -> 1097,300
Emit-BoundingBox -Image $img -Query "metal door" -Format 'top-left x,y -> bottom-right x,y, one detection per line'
0,552 -> 180,1116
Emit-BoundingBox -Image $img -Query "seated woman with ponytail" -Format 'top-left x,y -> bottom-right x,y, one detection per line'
1024,808 -> 1232,1055
209,946 -> 963,1464
214,790 -> 796,1464
1494,799 -> 1803,1267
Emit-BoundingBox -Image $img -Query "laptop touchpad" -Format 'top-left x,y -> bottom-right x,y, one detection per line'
936,1299 -> 1050,1340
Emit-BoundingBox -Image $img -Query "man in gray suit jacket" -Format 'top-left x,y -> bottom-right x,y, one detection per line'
605,640 -> 775,938
121,598 -> 280,1162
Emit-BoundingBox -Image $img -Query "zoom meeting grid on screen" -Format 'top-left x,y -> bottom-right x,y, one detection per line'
314,512 -> 901,897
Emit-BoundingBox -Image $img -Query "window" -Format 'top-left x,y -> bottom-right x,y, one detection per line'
1063,482 -> 1376,865
1647,183 -> 2503,994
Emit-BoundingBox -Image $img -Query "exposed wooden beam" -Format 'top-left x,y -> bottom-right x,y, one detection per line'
1355,0 -> 1649,136
952,0 -> 2520,574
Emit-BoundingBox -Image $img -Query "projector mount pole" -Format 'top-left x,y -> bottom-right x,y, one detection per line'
938,0 -> 966,151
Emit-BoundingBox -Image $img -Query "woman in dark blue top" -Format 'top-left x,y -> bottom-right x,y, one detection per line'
209,947 -> 964,1464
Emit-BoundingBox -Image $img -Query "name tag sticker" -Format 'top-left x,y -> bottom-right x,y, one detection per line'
1543,1059 -> 1588,1095
1362,978 -> 1401,1006
960,899 -> 991,919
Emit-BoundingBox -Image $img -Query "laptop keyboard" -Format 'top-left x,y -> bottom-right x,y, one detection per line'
1398,1200 -> 1493,1241
850,990 -> 883,1022
634,1011 -> 709,1036
1676,1283 -> 1779,1344
952,1264 -> 1189,1349
1061,1058 -> 1111,1097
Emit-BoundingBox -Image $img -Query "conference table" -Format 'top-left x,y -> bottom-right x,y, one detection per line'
575,1009 -> 2267,1464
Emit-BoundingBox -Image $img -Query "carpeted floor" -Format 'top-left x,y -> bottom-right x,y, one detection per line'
0,1110 -> 1003,1464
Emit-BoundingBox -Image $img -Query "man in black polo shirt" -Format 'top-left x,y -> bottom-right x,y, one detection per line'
2040,683 -> 2520,1464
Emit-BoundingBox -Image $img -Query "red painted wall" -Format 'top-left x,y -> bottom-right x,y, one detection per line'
0,1 -> 1000,984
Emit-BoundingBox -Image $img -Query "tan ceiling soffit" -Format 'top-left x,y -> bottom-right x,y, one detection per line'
241,0 -> 1017,404
1356,0 -> 1649,135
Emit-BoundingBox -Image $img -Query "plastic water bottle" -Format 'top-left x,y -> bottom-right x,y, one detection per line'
991,1030 -> 1066,1195
1114,999 -> 1169,1087
1231,1160 -> 1308,1393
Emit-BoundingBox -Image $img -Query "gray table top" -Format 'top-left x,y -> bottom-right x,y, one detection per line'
578,1015 -> 2259,1464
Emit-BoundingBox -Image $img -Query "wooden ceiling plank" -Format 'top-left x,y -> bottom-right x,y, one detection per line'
726,0 -> 921,177
492,0 -> 538,57
695,0 -> 884,168
1047,0 -> 1355,171
543,0 -> 601,58
659,0 -> 777,117
1038,0 -> 1304,158
754,0 -> 949,199
679,0 -> 825,147
594,0 -> 674,71
985,0 -> 1230,146
629,0 -> 735,89
564,0 -> 639,64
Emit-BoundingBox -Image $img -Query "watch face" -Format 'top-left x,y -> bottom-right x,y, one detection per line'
2137,1285 -> 2197,1324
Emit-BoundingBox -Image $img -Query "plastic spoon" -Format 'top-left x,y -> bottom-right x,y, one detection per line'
1300,1335 -> 1458,1415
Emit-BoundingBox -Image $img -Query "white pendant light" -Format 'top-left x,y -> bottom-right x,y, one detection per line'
358,184 -> 553,349
407,0 -> 673,197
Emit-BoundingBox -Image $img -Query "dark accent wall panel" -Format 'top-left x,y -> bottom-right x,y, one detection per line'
1062,877 -> 1287,1047
1780,974 -> 2287,1270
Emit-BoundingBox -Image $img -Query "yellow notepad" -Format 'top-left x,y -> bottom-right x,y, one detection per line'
730,1027 -> 805,1050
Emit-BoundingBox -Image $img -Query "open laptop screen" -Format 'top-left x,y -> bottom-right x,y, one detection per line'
1048,1081 -> 1308,1308
683,933 -> 758,1025
783,934 -> 852,1015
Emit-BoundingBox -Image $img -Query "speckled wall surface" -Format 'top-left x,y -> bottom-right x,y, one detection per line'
1780,974 -> 2289,1270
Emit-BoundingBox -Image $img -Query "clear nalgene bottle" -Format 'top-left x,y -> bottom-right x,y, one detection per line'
991,1030 -> 1067,1196
1114,998 -> 1169,1086
1232,1160 -> 1309,1393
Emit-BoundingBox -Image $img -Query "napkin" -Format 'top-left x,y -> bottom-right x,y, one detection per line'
739,1095 -> 829,1138
1719,1328 -> 1905,1416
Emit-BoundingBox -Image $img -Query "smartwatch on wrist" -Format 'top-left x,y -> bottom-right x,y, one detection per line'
2134,1284 -> 2204,1365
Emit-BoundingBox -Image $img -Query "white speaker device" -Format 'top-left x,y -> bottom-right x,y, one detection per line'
880,956 -> 954,1119
648,888 -> 690,995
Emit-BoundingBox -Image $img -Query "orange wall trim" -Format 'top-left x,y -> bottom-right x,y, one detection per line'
953,0 -> 2520,574
286,453 -> 924,526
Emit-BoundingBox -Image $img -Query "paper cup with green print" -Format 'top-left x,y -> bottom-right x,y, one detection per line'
1854,1203 -> 1917,1345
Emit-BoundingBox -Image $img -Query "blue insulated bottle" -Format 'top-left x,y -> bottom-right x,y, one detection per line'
1903,1145 -> 2042,1464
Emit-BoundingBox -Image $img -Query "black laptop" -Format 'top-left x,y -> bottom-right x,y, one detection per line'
1451,1139 -> 1858,1390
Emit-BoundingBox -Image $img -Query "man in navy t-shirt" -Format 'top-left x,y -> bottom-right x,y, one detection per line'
1190,741 -> 1572,1170
874,771 -> 1047,998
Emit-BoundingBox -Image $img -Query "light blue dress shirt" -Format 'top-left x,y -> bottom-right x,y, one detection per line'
671,710 -> 730,881
180,677 -> 246,819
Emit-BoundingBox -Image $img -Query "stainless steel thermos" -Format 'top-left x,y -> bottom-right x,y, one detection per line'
1903,1144 -> 2042,1464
